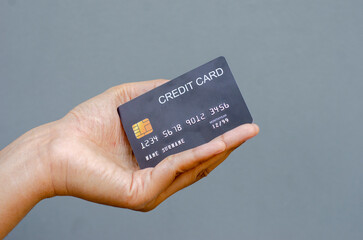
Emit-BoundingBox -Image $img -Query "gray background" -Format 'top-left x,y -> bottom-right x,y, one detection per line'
1,0 -> 362,239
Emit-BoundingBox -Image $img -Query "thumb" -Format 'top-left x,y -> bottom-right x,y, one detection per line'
109,79 -> 169,105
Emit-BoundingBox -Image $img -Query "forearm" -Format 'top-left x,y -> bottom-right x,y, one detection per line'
0,124 -> 55,238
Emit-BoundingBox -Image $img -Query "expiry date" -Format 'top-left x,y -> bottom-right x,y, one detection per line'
211,117 -> 229,129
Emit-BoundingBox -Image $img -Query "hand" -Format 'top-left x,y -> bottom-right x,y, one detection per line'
0,79 -> 259,237
48,79 -> 259,211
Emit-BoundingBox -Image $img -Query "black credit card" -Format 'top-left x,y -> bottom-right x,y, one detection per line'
117,56 -> 253,169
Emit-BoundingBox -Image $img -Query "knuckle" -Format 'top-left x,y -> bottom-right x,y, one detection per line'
163,154 -> 178,168
164,154 -> 174,163
107,83 -> 126,93
161,155 -> 177,171
195,168 -> 211,181
216,133 -> 227,147
139,203 -> 158,212
108,84 -> 132,103
139,207 -> 153,213
129,195 -> 158,212
190,147 -> 199,159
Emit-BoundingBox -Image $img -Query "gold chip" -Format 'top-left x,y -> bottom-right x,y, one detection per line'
132,118 -> 153,139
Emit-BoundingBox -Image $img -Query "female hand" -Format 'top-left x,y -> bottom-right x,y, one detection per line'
0,79 -> 259,237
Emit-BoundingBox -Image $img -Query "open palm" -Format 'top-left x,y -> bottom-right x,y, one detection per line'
49,79 -> 259,211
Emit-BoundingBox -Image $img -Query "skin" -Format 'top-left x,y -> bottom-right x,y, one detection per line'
0,79 -> 259,238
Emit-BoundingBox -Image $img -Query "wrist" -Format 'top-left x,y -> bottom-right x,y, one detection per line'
0,121 -> 69,237
0,122 -> 58,203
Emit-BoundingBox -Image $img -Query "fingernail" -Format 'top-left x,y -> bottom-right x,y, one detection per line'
251,123 -> 260,135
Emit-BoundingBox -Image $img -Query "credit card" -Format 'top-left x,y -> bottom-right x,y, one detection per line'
117,56 -> 253,169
